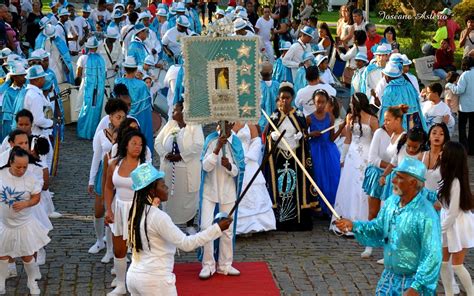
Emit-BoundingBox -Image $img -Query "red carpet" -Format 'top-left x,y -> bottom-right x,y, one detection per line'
175,262 -> 280,296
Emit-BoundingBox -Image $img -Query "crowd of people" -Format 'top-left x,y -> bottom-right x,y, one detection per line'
0,0 -> 474,295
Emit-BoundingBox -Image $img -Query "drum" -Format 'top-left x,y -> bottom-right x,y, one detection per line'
59,83 -> 80,124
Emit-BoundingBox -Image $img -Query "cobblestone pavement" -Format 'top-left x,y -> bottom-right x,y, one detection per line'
4,125 -> 474,295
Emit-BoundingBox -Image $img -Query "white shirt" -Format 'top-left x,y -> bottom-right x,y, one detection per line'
255,17 -> 273,42
23,84 -> 54,137
282,39 -> 312,78
353,21 -> 366,32
159,21 -> 169,39
92,9 -> 110,24
406,73 -> 420,94
164,65 -> 181,119
368,128 -> 391,167
144,28 -> 162,57
422,100 -> 455,130
121,24 -> 135,57
339,45 -> 367,69
294,83 -> 337,116
202,134 -> 239,204
89,129 -> 113,186
127,206 -> 221,276
365,65 -> 383,105
99,41 -> 123,79
162,27 -> 194,57
0,137 -> 9,154
319,69 -> 335,85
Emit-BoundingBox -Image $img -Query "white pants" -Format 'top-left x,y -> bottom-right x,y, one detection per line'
200,199 -> 234,272
263,41 -> 275,64
127,271 -> 176,296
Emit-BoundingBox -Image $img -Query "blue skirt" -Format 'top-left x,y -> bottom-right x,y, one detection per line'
94,160 -> 104,196
380,171 -> 396,200
362,166 -> 384,199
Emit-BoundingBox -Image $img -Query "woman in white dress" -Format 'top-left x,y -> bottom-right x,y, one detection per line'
330,93 -> 378,236
104,130 -> 147,295
0,147 -> 50,296
125,163 -> 232,296
438,141 -> 474,296
87,99 -> 128,263
155,102 -> 203,235
421,123 -> 450,192
233,122 -> 276,235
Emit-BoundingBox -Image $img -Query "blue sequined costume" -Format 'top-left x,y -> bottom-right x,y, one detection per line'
258,80 -> 279,130
353,188 -> 442,295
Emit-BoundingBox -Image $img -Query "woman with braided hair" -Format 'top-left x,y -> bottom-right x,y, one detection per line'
126,163 -> 232,296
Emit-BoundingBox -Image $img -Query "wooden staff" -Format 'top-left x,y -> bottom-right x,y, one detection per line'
320,119 -> 344,134
261,110 -> 341,219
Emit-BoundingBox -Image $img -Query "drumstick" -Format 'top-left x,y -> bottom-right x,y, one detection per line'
321,120 -> 344,134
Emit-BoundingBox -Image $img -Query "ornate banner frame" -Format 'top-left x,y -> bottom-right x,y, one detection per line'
182,36 -> 261,124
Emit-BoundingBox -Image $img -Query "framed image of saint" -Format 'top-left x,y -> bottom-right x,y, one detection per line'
182,36 -> 261,124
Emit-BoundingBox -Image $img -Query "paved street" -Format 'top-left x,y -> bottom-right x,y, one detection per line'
4,125 -> 474,295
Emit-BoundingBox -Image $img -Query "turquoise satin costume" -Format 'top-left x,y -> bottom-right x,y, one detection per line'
359,62 -> 382,97
258,80 -> 279,130
1,85 -> 24,140
10,88 -> 28,130
128,37 -> 149,66
115,77 -> 153,153
77,53 -> 106,140
272,57 -> 293,83
197,132 -> 245,262
173,65 -> 184,105
380,76 -> 427,132
352,188 -> 442,295
35,34 -> 75,84
187,8 -> 201,34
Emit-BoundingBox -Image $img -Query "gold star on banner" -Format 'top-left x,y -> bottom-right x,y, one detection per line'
237,44 -> 251,58
239,61 -> 251,76
238,80 -> 250,95
240,102 -> 255,116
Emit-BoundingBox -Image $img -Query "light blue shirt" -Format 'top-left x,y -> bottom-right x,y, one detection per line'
446,67 -> 474,112
353,188 -> 442,294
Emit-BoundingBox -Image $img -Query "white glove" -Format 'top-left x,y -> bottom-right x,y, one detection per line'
270,131 -> 280,141
294,132 -> 303,141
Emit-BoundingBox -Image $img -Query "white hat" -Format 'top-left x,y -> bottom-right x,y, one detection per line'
82,4 -> 92,13
114,3 -> 125,11
176,15 -> 190,28
4,54 -> 22,66
1,48 -> 12,58
215,9 -> 225,16
134,23 -> 148,34
106,0 -> 115,5
39,16 -> 51,29
374,43 -> 392,55
144,55 -> 156,66
26,65 -> 48,80
157,8 -> 167,17
138,11 -> 151,21
105,26 -> 121,39
279,41 -> 291,51
112,9 -> 123,19
234,18 -> 247,32
123,56 -> 138,68
354,52 -> 369,64
311,44 -> 326,55
85,36 -> 100,48
301,26 -> 315,39
58,8 -> 70,17
175,2 -> 186,12
237,10 -> 248,20
382,61 -> 402,78
44,24 -> 56,38
301,52 -> 314,63
8,62 -> 27,76
401,54 -> 412,66
314,54 -> 328,66
28,49 -> 43,61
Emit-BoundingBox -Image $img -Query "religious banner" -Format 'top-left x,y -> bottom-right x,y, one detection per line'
182,36 -> 261,124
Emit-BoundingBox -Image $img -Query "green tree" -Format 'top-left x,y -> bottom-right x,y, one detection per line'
453,0 -> 474,27
378,0 -> 444,52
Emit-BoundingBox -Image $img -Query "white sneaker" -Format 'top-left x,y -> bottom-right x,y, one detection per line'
376,258 -> 384,265
217,265 -> 240,276
48,212 -> 62,219
36,248 -> 46,265
88,241 -> 105,254
27,281 -> 41,295
111,278 -> 117,288
101,252 -> 114,264
360,247 -> 373,259
186,226 -> 197,235
199,266 -> 214,280
7,263 -> 17,279
453,283 -> 460,294
106,285 -> 127,295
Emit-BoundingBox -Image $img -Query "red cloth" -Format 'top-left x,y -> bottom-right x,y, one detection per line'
148,3 -> 158,17
446,19 -> 461,50
162,0 -> 173,7
434,48 -> 454,69
175,262 -> 280,296
366,34 -> 383,61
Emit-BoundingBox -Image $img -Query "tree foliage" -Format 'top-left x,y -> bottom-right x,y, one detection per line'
453,0 -> 474,27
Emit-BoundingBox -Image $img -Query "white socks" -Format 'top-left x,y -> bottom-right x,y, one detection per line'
105,227 -> 113,254
107,257 -> 127,295
95,217 -> 105,244
453,264 -> 473,295
0,259 -> 8,294
23,260 -> 41,295
441,262 -> 454,296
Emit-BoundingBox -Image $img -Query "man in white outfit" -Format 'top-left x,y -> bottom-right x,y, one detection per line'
282,25 -> 314,79
162,15 -> 196,58
255,6 -> 274,63
199,122 -> 242,280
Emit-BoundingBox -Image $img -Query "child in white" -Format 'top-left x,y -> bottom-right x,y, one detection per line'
421,83 -> 455,133
438,142 -> 474,296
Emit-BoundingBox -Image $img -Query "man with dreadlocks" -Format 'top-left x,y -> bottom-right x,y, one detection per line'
126,163 -> 232,296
